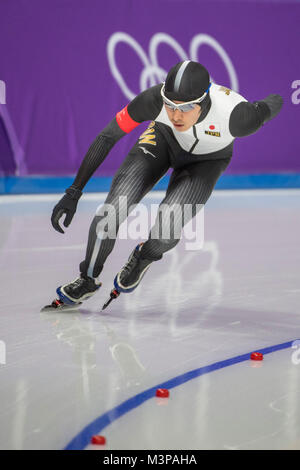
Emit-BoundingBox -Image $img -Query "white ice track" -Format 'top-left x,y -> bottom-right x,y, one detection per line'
0,189 -> 300,450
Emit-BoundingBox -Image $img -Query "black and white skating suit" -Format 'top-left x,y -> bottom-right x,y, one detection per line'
69,83 -> 282,277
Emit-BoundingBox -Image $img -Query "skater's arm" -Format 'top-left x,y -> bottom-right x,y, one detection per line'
229,94 -> 283,138
71,85 -> 163,191
51,119 -> 126,233
126,84 -> 163,123
71,118 -> 126,190
51,86 -> 163,233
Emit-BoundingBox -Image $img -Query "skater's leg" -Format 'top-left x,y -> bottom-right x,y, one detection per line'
55,123 -> 170,306
80,122 -> 170,279
140,158 -> 231,259
113,158 -> 230,294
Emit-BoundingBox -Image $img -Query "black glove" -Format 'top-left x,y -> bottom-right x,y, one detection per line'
259,94 -> 283,123
51,186 -> 82,233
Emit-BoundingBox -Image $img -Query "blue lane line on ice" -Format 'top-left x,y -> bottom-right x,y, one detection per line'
64,340 -> 295,450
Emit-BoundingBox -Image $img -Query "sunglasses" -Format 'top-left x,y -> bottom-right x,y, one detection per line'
161,83 -> 211,112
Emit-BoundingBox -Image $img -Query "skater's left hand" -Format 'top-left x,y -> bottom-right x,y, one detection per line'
51,186 -> 82,233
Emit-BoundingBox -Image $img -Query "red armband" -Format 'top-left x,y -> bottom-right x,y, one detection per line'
116,105 -> 140,133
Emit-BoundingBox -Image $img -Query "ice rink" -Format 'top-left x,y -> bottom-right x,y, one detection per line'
0,189 -> 299,450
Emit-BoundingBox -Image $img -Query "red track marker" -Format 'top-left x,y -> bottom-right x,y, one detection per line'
156,388 -> 170,398
250,352 -> 263,361
91,435 -> 106,445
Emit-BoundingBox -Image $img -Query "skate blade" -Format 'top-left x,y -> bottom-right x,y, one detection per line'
41,300 -> 82,312
102,289 -> 120,310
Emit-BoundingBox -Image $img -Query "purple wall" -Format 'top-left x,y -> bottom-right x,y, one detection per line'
0,0 -> 299,176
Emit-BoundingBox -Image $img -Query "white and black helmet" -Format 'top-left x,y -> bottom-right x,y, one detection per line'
164,60 -> 211,102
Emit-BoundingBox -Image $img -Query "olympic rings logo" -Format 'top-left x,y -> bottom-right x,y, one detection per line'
107,32 -> 239,101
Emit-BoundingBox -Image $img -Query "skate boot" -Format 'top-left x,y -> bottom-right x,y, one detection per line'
57,275 -> 102,305
102,243 -> 160,310
114,243 -> 157,293
41,275 -> 102,312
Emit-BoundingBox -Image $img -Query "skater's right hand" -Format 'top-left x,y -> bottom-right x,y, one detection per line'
51,186 -> 82,234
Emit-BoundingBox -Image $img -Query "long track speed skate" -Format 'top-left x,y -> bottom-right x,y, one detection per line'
41,275 -> 101,312
41,298 -> 83,312
102,288 -> 121,310
102,243 -> 156,310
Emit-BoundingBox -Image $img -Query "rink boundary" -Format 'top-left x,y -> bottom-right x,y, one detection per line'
1,173 -> 300,194
1,188 -> 300,203
64,340 -> 295,450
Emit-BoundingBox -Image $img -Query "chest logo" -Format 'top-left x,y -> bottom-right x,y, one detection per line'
205,130 -> 221,137
139,126 -> 156,146
219,86 -> 231,95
